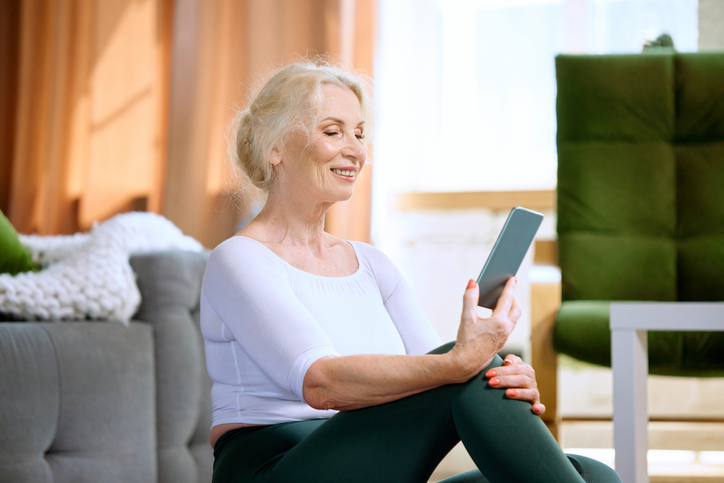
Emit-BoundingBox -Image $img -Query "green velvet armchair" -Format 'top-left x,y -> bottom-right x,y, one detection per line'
531,52 -> 724,439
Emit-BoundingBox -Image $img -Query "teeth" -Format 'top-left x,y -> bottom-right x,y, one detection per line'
332,169 -> 355,177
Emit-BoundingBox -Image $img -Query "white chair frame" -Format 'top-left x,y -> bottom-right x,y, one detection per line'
610,302 -> 724,483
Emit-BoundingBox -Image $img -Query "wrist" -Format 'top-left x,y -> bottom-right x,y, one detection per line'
444,346 -> 481,383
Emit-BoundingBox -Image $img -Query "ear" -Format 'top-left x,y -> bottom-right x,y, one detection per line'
270,145 -> 283,166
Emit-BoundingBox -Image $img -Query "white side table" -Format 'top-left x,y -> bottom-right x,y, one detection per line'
610,302 -> 724,483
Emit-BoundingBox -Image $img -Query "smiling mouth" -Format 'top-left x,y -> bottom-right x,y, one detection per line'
331,168 -> 355,177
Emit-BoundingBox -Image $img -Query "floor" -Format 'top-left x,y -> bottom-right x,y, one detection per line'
427,356 -> 724,482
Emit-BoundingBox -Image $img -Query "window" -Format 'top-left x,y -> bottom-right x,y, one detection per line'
372,0 -> 698,217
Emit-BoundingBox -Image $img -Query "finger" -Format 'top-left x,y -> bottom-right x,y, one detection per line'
487,374 -> 535,389
503,389 -> 545,414
492,277 -> 517,317
486,361 -> 533,378
503,388 -> 539,402
462,279 -> 480,321
509,296 -> 522,324
503,354 -> 522,366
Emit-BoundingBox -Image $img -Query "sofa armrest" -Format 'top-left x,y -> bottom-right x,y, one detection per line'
130,250 -> 212,483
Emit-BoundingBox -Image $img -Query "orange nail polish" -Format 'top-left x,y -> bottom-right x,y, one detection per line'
490,378 -> 500,385
507,389 -> 517,397
487,370 -> 496,377
467,279 -> 475,289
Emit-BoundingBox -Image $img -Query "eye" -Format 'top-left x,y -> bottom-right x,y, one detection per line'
324,130 -> 340,137
355,133 -> 365,141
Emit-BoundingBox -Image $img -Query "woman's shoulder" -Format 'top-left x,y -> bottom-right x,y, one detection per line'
209,236 -> 287,272
348,241 -> 400,275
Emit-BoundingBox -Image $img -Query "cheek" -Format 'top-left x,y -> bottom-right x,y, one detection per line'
312,142 -> 341,168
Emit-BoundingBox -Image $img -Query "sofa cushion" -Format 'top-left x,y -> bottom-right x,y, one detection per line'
0,324 -> 58,482
0,322 -> 156,483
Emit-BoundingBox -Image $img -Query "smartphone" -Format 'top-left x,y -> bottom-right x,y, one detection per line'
476,206 -> 544,309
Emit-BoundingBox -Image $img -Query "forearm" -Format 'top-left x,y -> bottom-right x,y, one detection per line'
303,278 -> 519,413
302,351 -> 478,411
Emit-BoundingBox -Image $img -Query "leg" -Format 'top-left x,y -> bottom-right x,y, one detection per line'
437,455 -> 620,483
612,328 -> 649,483
213,342 -> 620,483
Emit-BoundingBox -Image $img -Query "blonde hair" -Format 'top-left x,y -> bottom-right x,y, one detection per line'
229,59 -> 373,193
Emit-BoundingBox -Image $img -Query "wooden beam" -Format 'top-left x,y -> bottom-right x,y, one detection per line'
391,189 -> 556,212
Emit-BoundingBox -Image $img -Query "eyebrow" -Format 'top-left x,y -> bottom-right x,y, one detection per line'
321,117 -> 365,127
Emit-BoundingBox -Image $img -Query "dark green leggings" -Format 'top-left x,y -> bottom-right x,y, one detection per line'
213,343 -> 621,483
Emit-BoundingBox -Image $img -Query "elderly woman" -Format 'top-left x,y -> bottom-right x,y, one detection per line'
201,61 -> 621,483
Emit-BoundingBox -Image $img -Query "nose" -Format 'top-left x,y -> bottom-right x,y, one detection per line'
343,133 -> 366,163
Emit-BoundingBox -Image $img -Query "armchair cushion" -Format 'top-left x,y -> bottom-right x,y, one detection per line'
554,300 -> 724,376
554,52 -> 724,376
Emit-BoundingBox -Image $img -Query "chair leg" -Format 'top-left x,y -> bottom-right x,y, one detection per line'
531,280 -> 562,444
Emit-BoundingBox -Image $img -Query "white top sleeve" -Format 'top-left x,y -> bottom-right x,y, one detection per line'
354,241 -> 442,355
201,237 -> 442,426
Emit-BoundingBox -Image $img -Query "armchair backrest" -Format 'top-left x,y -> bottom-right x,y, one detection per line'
556,52 -> 724,303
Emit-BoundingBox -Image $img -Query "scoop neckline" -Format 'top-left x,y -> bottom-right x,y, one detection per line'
230,235 -> 362,280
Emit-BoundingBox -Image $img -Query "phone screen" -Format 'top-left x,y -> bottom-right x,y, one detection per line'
476,207 -> 544,309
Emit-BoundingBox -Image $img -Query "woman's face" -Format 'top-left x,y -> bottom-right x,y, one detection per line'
275,84 -> 367,204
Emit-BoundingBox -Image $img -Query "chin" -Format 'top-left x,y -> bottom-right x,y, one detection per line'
327,188 -> 355,203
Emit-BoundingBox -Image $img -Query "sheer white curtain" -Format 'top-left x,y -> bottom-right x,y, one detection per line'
372,0 -> 698,240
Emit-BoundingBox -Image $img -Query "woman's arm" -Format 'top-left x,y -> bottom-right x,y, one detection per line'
303,277 -> 520,411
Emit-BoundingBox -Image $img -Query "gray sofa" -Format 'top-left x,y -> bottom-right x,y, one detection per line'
0,250 -> 213,483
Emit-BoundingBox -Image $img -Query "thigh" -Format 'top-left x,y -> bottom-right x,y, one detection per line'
268,383 -> 465,483
213,394 -> 459,483
212,420 -> 328,483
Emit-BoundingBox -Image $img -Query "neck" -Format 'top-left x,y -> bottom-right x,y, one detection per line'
252,187 -> 333,250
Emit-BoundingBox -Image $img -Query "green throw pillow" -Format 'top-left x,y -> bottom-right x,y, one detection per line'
0,210 -> 39,275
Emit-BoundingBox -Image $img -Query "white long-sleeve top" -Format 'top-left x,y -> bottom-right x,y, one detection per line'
200,236 -> 442,427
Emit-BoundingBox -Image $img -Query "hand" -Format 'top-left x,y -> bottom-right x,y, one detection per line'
486,354 -> 546,415
451,277 -> 522,378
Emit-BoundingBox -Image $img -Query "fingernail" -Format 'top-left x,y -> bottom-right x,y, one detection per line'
514,277 -> 519,284
503,359 -> 512,365
533,405 -> 540,413
486,370 -> 496,377
507,389 -> 518,397
467,279 -> 475,289
489,378 -> 500,386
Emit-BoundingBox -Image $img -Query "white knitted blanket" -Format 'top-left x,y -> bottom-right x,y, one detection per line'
0,212 -> 204,323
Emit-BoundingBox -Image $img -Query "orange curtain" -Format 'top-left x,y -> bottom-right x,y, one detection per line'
1,0 -> 377,248
1,0 -> 172,235
164,0 -> 377,248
